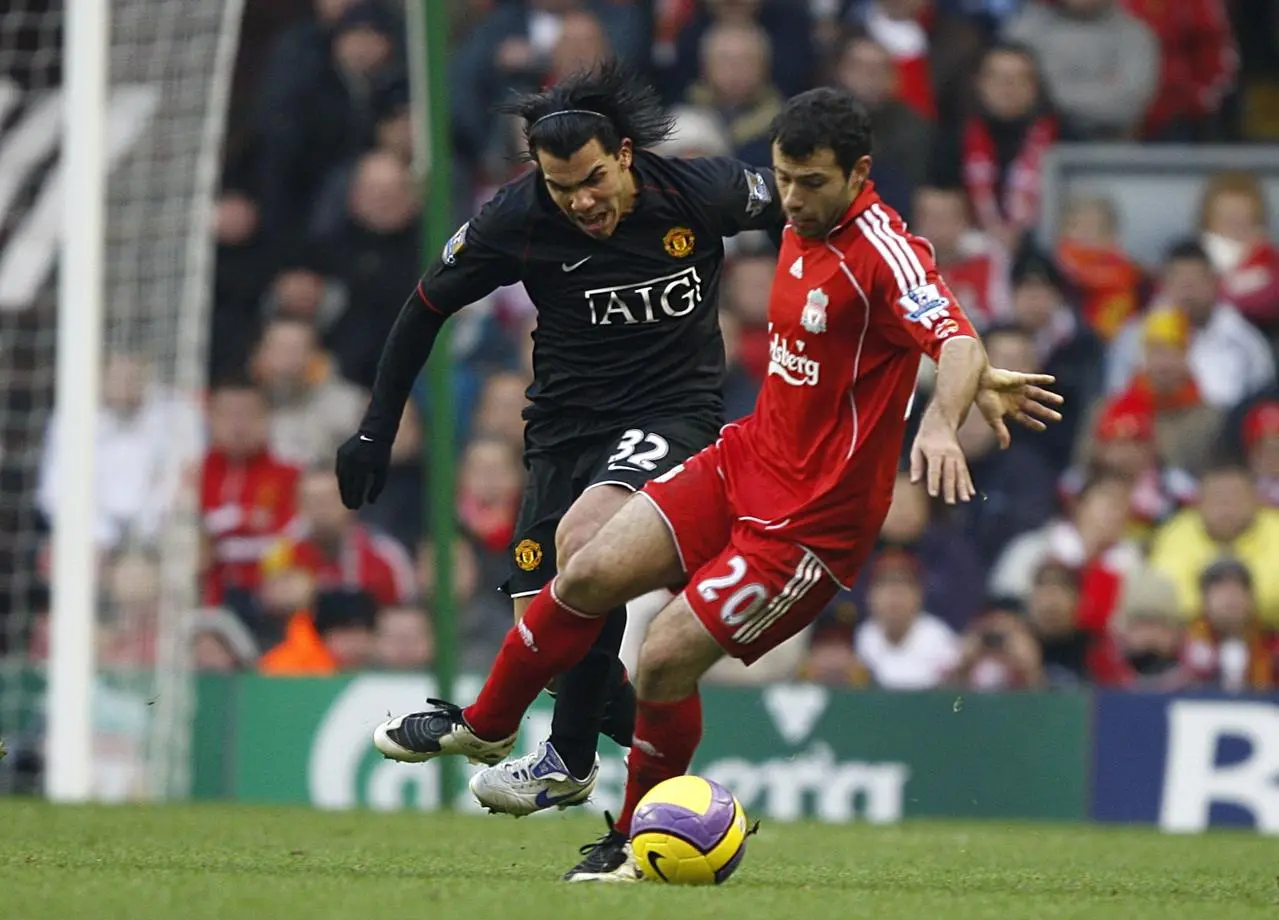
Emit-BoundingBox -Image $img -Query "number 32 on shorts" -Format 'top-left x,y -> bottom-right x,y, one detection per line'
608,428 -> 670,471
696,555 -> 767,626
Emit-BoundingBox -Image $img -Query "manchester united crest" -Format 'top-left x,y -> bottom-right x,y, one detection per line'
514,538 -> 543,572
662,226 -> 695,258
801,288 -> 829,334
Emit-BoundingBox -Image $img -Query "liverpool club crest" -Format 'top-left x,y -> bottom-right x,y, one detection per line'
801,288 -> 828,334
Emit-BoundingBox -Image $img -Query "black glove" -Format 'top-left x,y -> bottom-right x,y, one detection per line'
335,432 -> 393,509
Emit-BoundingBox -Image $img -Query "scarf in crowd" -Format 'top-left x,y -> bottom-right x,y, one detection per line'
1056,240 -> 1145,341
962,114 -> 1057,230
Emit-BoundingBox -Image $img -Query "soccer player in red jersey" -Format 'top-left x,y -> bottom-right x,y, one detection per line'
372,87 -> 1063,881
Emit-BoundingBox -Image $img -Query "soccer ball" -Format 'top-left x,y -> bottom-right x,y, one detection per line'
629,775 -> 752,885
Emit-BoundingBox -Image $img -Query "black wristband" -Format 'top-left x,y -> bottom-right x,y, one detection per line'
360,291 -> 446,442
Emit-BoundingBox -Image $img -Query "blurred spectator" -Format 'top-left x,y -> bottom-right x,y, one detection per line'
989,473 -> 1142,629
1055,195 -> 1146,342
259,587 -> 378,675
417,534 -> 511,671
1197,171 -> 1279,333
1023,561 -> 1093,687
190,607 -> 260,672
325,151 -> 424,388
1149,464 -> 1279,625
98,550 -> 162,669
834,34 -> 933,217
251,315 -> 367,468
1122,0 -> 1238,142
1004,0 -> 1159,140
38,350 -> 202,550
932,42 -> 1054,255
849,472 -> 986,631
722,254 -> 775,381
660,0 -> 815,105
846,0 -> 937,120
263,467 -> 416,607
457,436 -> 524,557
854,549 -> 961,689
651,105 -> 734,159
254,0 -> 402,242
717,310 -> 763,421
950,604 -> 1045,690
1083,308 -> 1222,476
449,0 -> 649,167
546,9 -> 613,84
199,379 -> 302,606
1183,557 -> 1278,691
374,605 -> 434,671
1064,394 -> 1198,534
1108,240 -> 1275,408
357,400 -> 425,551
469,370 -> 530,454
1007,243 -> 1104,468
799,629 -> 869,686
684,20 -> 784,166
237,561 -> 316,650
956,324 -> 1058,566
259,245 -> 349,339
212,188 -> 274,378
1088,565 -> 1193,689
1241,400 -> 1279,507
911,186 -> 1010,326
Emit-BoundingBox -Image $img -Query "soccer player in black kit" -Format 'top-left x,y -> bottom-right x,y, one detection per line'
335,61 -> 782,837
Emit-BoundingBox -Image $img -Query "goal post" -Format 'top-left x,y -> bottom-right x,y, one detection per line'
0,0 -> 244,800
46,0 -> 108,804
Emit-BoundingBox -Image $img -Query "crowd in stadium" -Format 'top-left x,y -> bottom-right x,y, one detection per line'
18,0 -> 1279,693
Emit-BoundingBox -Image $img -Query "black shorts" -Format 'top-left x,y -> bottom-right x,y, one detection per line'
502,414 -> 722,597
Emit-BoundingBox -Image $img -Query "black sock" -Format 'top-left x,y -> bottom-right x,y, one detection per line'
548,606 -> 626,779
599,661 -> 635,749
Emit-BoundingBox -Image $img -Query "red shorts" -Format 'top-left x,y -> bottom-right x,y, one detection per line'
639,439 -> 862,665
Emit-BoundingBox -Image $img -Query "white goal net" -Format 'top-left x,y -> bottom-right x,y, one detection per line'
0,0 -> 242,798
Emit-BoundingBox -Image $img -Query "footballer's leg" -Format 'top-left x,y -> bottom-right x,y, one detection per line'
561,595 -> 723,883
372,492 -> 685,766
372,445 -> 728,771
562,538 -> 842,881
469,483 -> 633,817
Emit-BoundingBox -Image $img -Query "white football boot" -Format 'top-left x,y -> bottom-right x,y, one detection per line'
372,698 -> 516,766
469,739 -> 598,816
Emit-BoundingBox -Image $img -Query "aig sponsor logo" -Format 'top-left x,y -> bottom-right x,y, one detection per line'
585,266 -> 703,326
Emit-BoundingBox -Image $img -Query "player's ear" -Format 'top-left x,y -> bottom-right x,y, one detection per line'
852,155 -> 872,185
618,138 -> 633,170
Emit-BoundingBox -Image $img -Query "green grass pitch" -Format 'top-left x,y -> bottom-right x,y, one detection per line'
0,800 -> 1274,920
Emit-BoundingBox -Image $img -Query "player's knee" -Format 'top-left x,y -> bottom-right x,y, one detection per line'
635,635 -> 697,702
554,521 -> 595,570
556,543 -> 622,611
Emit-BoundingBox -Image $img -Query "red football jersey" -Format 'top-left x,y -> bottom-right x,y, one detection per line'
716,182 -> 977,584
201,448 -> 302,604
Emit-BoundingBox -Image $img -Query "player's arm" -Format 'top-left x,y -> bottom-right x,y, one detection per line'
357,208 -> 522,443
682,156 -> 785,243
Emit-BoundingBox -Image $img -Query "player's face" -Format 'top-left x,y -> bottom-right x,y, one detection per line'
772,145 -> 870,238
537,138 -> 635,238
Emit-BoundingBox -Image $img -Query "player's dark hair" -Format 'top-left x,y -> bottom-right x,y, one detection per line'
504,58 -> 675,162
768,87 -> 873,177
1164,238 -> 1213,269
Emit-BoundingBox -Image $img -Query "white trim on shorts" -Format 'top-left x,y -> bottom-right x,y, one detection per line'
581,479 -> 639,496
636,490 -> 688,576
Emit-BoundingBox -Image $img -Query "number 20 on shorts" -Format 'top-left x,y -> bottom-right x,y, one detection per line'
696,555 -> 768,626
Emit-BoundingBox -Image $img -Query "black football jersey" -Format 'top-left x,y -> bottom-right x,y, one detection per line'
416,150 -> 783,445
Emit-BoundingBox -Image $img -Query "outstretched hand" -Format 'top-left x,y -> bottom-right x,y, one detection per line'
974,367 -> 1064,450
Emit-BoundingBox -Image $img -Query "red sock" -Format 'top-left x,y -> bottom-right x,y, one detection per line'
615,691 -> 702,836
463,580 -> 606,741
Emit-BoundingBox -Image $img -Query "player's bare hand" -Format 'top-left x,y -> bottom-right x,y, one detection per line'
975,367 -> 1064,449
910,419 -> 975,505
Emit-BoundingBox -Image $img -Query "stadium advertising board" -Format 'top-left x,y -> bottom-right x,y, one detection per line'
190,675 -> 1087,823
1091,692 -> 1279,833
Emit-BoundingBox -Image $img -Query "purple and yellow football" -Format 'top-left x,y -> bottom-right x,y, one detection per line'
630,775 -> 751,885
